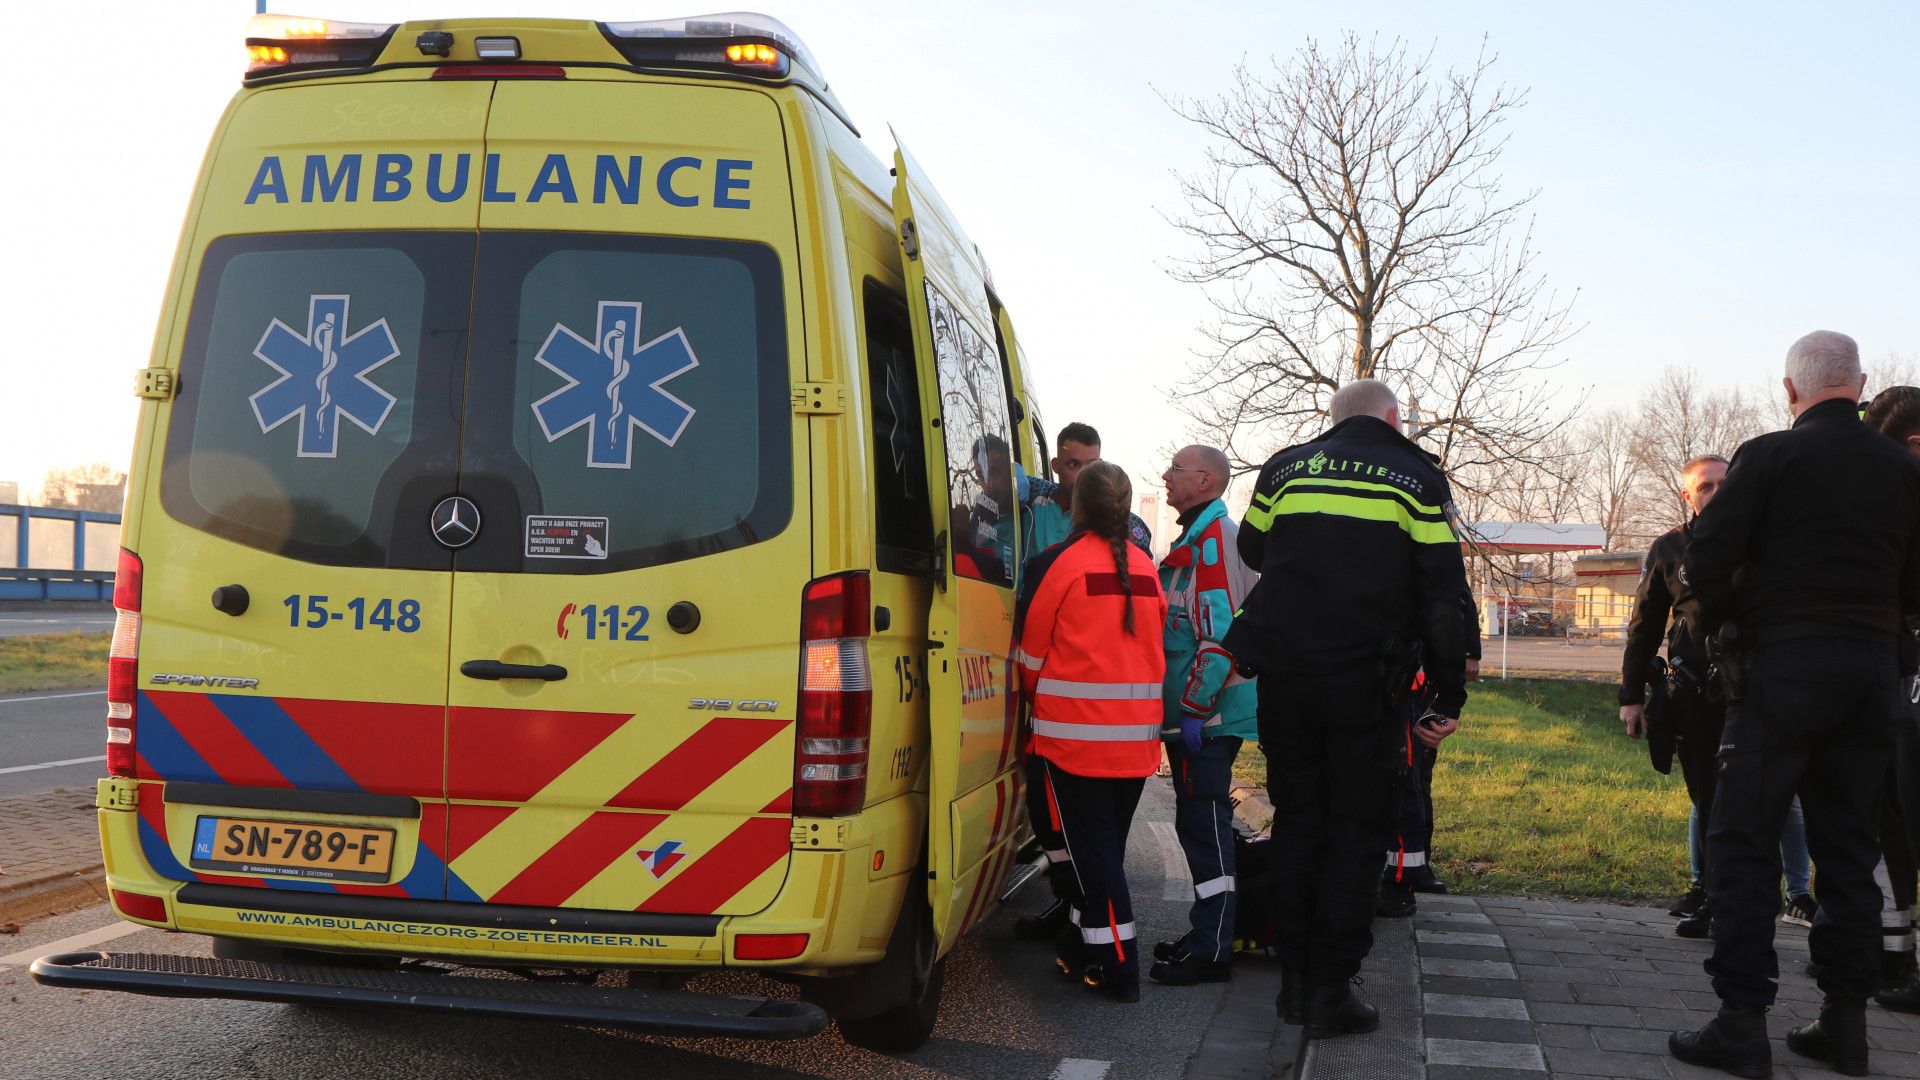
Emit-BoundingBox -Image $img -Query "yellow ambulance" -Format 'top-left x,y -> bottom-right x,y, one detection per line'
32,11 -> 1052,1051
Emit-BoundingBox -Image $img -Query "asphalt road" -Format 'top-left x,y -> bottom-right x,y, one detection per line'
0,689 -> 107,796
0,610 -> 115,639
0,780 -> 1241,1080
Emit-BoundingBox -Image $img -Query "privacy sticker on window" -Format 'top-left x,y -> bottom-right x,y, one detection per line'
526,515 -> 610,560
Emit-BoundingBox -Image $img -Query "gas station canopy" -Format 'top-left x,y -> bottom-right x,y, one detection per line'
1459,522 -> 1607,555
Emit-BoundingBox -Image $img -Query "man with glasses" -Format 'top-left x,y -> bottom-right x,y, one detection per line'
1147,445 -> 1260,985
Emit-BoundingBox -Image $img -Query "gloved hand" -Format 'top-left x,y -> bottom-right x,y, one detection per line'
1180,712 -> 1205,754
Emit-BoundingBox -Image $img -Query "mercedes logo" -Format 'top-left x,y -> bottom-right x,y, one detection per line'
431,496 -> 482,549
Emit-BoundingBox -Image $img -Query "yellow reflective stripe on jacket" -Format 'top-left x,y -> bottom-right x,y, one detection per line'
1258,487 -> 1456,545
1289,476 -> 1446,517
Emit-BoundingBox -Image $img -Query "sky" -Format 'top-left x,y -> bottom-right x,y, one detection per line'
3,0 -> 1916,511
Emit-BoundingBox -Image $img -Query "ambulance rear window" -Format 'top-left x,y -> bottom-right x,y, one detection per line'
160,232 -> 473,569
456,232 -> 791,572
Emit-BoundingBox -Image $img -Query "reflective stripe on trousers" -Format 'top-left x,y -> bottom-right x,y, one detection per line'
1081,920 -> 1138,945
1194,875 -> 1235,900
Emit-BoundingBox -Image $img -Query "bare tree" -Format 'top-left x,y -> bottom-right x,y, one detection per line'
1628,368 -> 1766,530
1573,407 -> 1654,551
1166,34 -> 1579,477
41,462 -> 127,512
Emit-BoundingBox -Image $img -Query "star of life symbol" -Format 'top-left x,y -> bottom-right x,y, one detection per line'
251,295 -> 401,458
532,300 -> 699,469
635,839 -> 687,879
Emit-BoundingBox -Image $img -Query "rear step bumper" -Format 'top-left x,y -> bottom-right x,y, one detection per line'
30,951 -> 827,1039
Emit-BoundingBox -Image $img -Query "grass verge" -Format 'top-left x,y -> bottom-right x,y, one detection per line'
1231,677 -> 1689,901
0,631 -> 110,694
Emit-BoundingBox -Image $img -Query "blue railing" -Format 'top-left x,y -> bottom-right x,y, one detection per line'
0,503 -> 120,601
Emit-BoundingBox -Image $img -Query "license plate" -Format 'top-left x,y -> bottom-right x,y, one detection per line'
189,816 -> 396,883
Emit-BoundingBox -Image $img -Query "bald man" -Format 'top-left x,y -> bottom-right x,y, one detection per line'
1147,445 -> 1260,986
1226,378 -> 1470,1037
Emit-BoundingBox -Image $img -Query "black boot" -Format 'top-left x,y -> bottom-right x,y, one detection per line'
1787,1000 -> 1869,1076
1875,974 -> 1920,1013
1304,980 -> 1379,1039
1676,900 -> 1714,940
1081,963 -> 1140,1003
1147,949 -> 1231,986
1880,948 -> 1917,993
1668,1003 -> 1771,1079
1375,881 -> 1417,918
1276,963 -> 1307,1025
1015,897 -> 1073,941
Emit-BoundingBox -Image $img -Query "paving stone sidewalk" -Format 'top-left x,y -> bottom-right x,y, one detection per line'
0,789 -> 105,924
1304,892 -> 1920,1080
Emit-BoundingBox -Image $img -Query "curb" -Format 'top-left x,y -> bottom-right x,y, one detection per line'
0,866 -> 108,927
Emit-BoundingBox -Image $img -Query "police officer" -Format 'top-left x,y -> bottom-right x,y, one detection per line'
1227,378 -> 1470,1037
1619,454 -> 1730,940
1670,332 -> 1920,1079
1147,444 -> 1259,985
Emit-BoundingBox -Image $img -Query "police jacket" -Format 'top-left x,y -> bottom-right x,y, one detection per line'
1685,397 -> 1920,646
1619,522 -> 1705,706
1016,531 -> 1168,778
1159,498 -> 1259,742
1225,415 -> 1471,717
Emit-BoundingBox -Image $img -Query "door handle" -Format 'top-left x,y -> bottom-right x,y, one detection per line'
460,660 -> 568,682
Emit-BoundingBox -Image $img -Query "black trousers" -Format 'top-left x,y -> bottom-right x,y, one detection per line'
1024,752 -> 1082,905
1897,682 -> 1920,862
1387,729 -> 1437,884
1672,687 -> 1726,895
1258,665 -> 1401,985
1042,758 -> 1146,979
1706,638 -> 1897,1007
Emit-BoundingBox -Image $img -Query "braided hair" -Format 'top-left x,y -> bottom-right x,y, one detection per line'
1071,461 -> 1138,635
1866,386 -> 1920,445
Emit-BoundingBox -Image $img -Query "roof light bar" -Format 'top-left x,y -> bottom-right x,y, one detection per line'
600,12 -> 822,80
244,12 -> 396,80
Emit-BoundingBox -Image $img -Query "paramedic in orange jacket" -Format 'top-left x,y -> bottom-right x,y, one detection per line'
1016,461 -> 1169,1002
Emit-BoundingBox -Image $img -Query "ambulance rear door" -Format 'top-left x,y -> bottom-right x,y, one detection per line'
439,79 -> 807,923
891,140 -> 1026,951
137,79 -> 492,906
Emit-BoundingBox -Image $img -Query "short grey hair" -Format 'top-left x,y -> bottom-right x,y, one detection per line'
1784,330 -> 1861,392
1328,379 -> 1399,424
1182,444 -> 1232,496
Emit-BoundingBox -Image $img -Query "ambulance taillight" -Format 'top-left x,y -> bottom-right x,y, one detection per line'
794,572 -> 872,817
244,13 -> 396,80
105,549 -> 142,777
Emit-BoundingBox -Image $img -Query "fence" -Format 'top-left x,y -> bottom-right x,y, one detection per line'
0,503 -> 121,601
1477,594 -> 1623,680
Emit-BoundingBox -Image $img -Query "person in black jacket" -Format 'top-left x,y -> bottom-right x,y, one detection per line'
1226,378 -> 1470,1039
1619,454 -> 1735,940
1378,589 -> 1482,919
1669,331 -> 1920,1079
